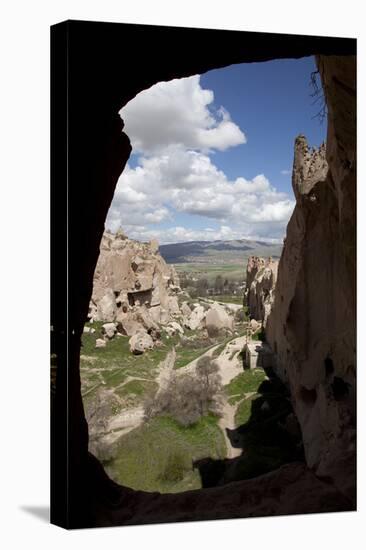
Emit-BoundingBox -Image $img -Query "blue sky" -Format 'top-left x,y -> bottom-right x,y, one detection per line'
107,56 -> 326,243
201,57 -> 326,191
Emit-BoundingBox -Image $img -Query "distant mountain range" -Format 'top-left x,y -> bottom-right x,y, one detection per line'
159,239 -> 283,265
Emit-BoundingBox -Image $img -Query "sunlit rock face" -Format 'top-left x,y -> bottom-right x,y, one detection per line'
89,231 -> 181,334
266,55 -> 356,503
246,256 -> 278,325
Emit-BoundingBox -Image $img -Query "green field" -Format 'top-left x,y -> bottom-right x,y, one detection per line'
81,322 -> 175,408
80,286 -> 297,493
105,414 -> 226,493
208,295 -> 244,305
225,370 -> 267,405
174,262 -> 245,284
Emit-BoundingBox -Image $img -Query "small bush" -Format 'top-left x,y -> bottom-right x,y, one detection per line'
144,357 -> 223,427
160,452 -> 188,483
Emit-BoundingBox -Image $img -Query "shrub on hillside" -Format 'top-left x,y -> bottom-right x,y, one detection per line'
160,451 -> 189,483
144,357 -> 223,427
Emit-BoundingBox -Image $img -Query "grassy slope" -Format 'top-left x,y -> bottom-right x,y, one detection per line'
105,414 -> 226,493
225,370 -> 267,405
81,322 -> 174,407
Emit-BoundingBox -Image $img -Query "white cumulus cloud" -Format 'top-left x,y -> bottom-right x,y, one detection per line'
106,74 -> 295,244
106,146 -> 295,241
120,75 -> 246,155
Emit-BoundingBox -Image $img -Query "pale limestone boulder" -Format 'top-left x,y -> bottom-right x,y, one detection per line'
185,304 -> 206,331
205,304 -> 233,336
170,321 -> 184,335
117,317 -> 144,337
167,296 -> 180,315
165,321 -> 184,336
97,289 -> 116,322
129,331 -> 154,355
148,305 -> 162,324
181,302 -> 192,318
250,319 -> 260,332
101,322 -> 117,340
95,338 -> 106,349
164,326 -> 175,337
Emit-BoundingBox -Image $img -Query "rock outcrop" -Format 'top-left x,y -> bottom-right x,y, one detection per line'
129,331 -> 154,355
205,303 -> 234,336
88,231 -> 181,345
266,56 -> 356,503
183,304 -> 206,331
246,256 -> 278,325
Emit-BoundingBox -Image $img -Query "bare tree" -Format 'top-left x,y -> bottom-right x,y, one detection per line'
144,359 -> 223,427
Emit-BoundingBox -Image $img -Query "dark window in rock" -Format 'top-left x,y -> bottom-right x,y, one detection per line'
299,386 -> 317,404
324,357 -> 334,376
128,289 -> 153,307
331,377 -> 350,401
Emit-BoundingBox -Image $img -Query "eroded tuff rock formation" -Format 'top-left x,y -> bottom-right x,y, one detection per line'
246,256 -> 278,325
266,55 -> 356,503
89,231 -> 181,339
88,231 -> 238,350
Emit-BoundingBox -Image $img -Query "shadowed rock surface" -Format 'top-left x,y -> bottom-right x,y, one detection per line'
266,55 -> 356,503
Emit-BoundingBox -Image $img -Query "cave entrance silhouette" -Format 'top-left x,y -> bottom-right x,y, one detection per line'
51,20 -> 355,528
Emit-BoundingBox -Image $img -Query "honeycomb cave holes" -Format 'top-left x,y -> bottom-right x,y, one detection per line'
298,385 -> 317,405
331,377 -> 350,401
324,356 -> 334,377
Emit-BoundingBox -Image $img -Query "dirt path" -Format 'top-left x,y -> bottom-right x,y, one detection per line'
218,401 -> 242,459
97,349 -> 179,446
88,312 -> 247,456
179,334 -> 246,458
156,348 -> 177,392
102,406 -> 145,445
180,343 -> 221,373
181,335 -> 245,384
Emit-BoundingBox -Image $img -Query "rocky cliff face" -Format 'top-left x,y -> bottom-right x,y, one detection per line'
89,231 -> 181,336
266,55 -> 356,503
246,256 -> 278,325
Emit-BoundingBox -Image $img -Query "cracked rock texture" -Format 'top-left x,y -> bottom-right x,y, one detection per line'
266,55 -> 356,503
89,231 -> 181,336
246,256 -> 278,325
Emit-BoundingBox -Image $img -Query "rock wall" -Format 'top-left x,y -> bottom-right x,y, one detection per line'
89,231 -> 181,333
246,256 -> 278,325
266,55 -> 356,503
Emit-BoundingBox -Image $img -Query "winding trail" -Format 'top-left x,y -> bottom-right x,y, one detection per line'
89,301 -> 249,457
179,334 -> 247,458
218,402 -> 242,459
